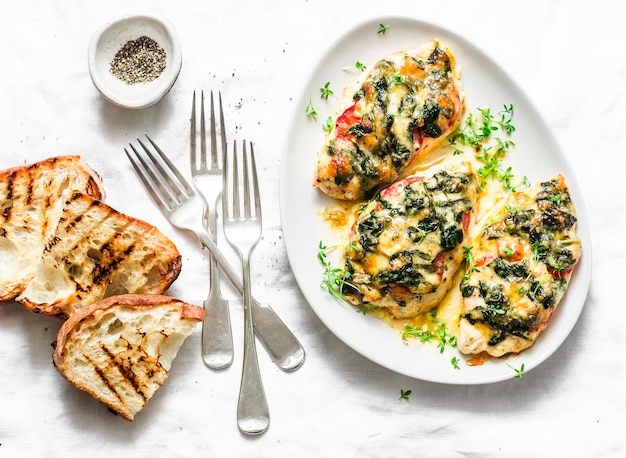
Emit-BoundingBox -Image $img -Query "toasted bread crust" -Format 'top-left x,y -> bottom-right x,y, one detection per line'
53,294 -> 204,358
52,294 -> 203,421
0,155 -> 105,201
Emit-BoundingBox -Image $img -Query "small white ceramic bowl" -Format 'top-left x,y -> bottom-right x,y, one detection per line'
88,14 -> 182,109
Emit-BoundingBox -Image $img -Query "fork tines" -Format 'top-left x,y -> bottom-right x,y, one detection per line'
223,140 -> 261,221
191,90 -> 226,174
125,135 -> 195,213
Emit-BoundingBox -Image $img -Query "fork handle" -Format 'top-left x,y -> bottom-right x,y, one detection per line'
237,254 -> 270,435
196,231 -> 305,372
201,206 -> 234,369
201,253 -> 234,369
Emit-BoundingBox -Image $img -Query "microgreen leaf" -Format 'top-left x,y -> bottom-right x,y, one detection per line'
323,116 -> 334,133
320,81 -> 334,100
392,73 -> 405,85
305,98 -> 318,119
344,61 -> 367,72
435,322 -> 457,353
357,303 -> 380,315
448,104 -> 523,191
508,363 -> 525,380
402,325 -> 435,343
317,241 -> 352,301
531,240 -> 546,262
403,317 -> 456,354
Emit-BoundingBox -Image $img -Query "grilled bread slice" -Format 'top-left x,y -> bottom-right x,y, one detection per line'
0,156 -> 104,301
52,294 -> 204,421
17,191 -> 182,318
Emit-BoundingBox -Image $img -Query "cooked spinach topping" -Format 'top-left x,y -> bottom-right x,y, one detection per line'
441,225 -> 463,251
357,215 -> 385,252
463,281 -> 536,345
491,257 -> 529,280
461,177 -> 579,347
325,45 -> 459,198
375,256 -> 433,289
343,170 -> 475,307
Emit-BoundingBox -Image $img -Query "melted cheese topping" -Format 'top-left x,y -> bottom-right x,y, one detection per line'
458,176 -> 581,357
314,40 -> 464,201
342,161 -> 477,318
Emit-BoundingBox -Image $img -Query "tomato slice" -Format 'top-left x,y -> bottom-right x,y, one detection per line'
335,104 -> 360,139
462,211 -> 471,233
476,253 -> 496,267
380,176 -> 423,199
388,284 -> 413,301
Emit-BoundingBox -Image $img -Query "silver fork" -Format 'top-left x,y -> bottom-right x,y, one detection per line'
190,90 -> 233,370
124,135 -> 306,372
222,139 -> 269,435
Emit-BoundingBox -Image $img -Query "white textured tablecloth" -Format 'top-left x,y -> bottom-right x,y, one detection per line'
0,1 -> 622,456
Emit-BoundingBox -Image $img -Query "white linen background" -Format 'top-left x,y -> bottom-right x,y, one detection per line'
0,0 -> 622,456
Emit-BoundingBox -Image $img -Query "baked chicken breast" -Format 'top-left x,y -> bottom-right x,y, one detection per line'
314,40 -> 464,201
342,161 -> 477,318
458,176 -> 581,357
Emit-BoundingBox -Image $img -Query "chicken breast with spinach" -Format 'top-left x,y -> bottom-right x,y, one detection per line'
314,40 -> 464,201
342,161 -> 477,318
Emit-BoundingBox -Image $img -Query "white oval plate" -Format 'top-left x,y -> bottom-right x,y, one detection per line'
279,17 -> 591,384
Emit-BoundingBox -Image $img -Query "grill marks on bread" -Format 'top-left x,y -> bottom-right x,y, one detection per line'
0,156 -> 181,317
58,192 -> 133,288
85,337 -> 166,409
18,191 -> 182,318
0,157 -> 102,229
1,170 -> 16,220
52,295 -> 204,421
1,157 -> 192,421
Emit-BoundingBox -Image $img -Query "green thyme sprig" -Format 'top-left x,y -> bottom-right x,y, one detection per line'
508,362 -> 525,380
305,98 -> 318,119
461,246 -> 479,285
399,389 -> 412,400
435,321 -> 457,353
531,240 -> 546,263
392,73 -> 405,85
343,61 -> 367,72
402,325 -> 435,343
505,205 -> 522,215
402,315 -> 457,354
320,81 -> 334,100
449,104 -> 527,191
317,241 -> 352,300
496,104 -> 516,133
357,303 -> 380,315
403,317 -> 459,369
323,116 -> 334,133
304,81 -> 335,123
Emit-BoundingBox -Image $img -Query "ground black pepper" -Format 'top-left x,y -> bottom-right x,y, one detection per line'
110,36 -> 166,84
